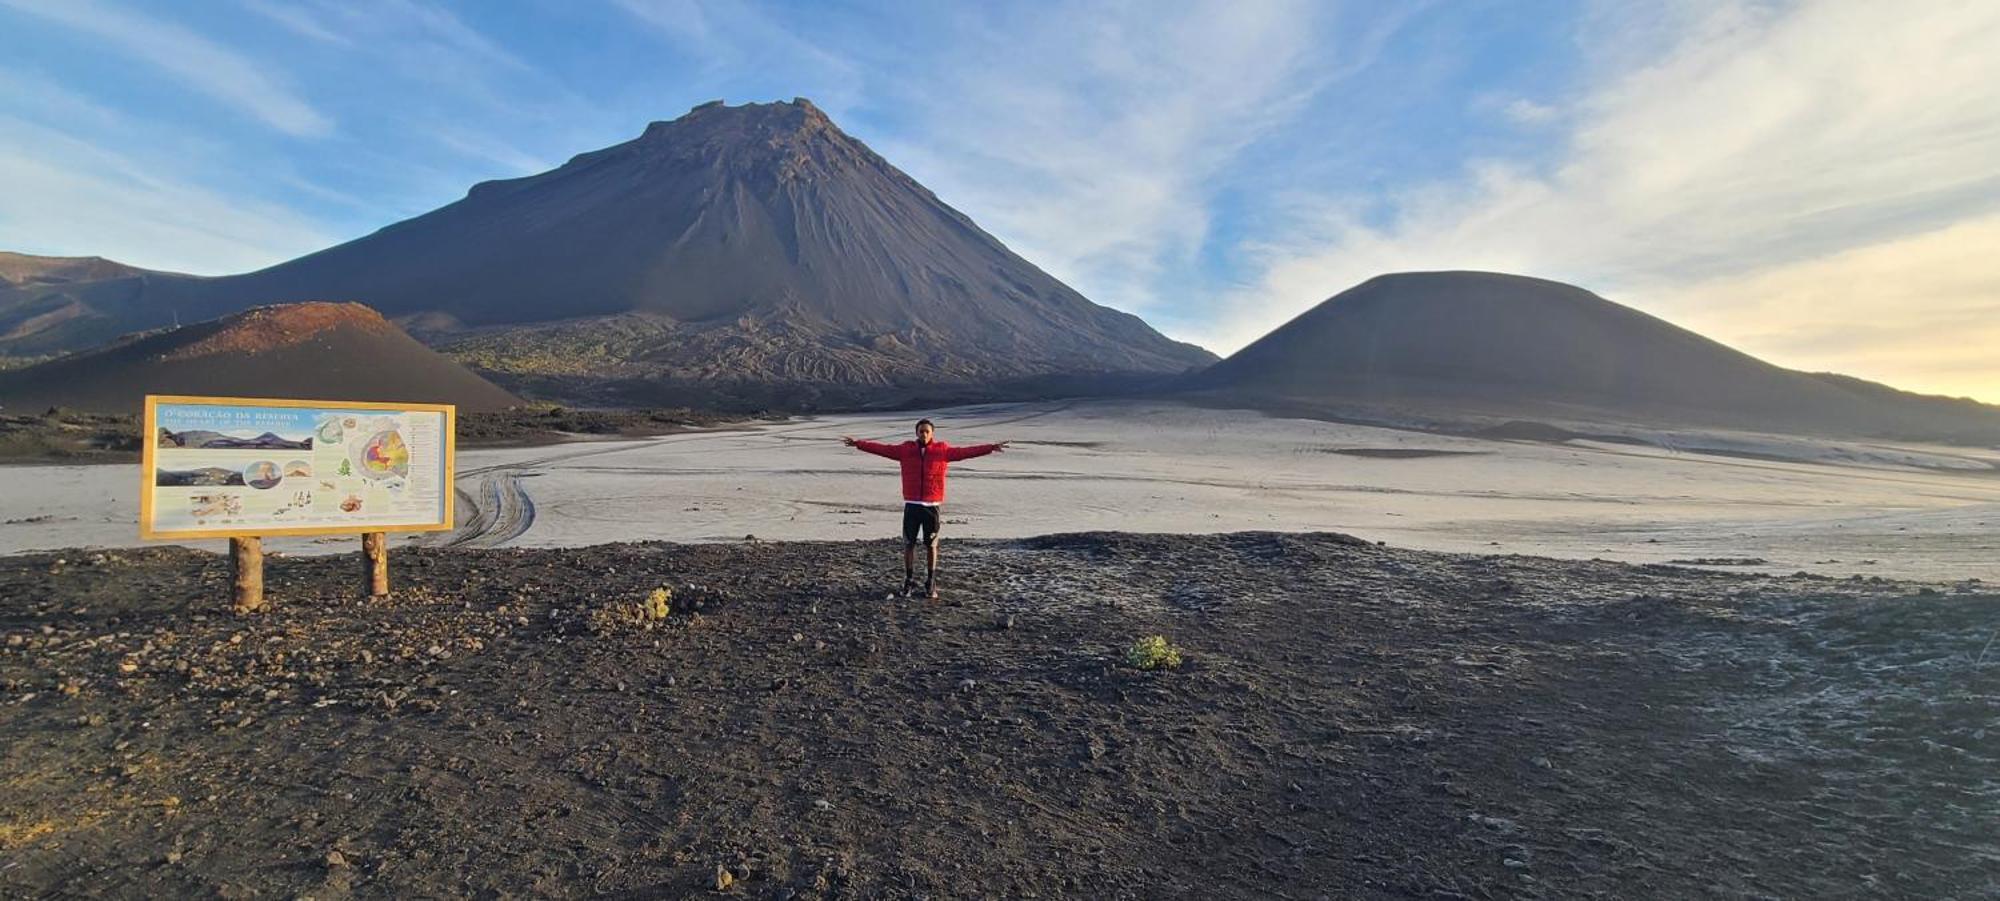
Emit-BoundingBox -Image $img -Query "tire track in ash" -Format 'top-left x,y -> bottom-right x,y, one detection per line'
429,440 -> 670,548
442,471 -> 537,548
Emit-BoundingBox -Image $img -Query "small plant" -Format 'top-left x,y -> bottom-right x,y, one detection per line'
1126,635 -> 1184,671
586,586 -> 673,633
643,586 -> 672,620
336,458 -> 352,477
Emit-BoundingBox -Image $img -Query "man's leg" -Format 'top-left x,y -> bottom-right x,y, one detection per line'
901,504 -> 919,596
925,536 -> 941,599
923,506 -> 942,600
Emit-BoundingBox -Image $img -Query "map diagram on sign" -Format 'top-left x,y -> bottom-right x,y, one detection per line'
146,401 -> 450,537
353,427 -> 410,480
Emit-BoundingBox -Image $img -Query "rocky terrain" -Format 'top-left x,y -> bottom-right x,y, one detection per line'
0,409 -> 140,463
2,532 -> 1992,898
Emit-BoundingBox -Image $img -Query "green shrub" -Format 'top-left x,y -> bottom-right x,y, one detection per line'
1126,635 -> 1183,670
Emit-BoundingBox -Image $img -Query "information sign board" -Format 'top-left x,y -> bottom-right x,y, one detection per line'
140,396 -> 454,540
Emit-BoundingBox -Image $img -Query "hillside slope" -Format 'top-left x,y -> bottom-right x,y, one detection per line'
1193,271 -> 2000,442
0,302 -> 521,414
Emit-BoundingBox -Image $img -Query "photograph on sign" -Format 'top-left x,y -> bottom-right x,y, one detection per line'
141,396 -> 454,539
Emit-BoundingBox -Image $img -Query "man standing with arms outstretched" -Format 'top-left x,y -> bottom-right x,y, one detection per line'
842,419 -> 1007,600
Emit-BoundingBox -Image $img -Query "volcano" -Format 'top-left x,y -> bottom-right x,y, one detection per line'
0,302 -> 521,414
1193,271 -> 2000,442
0,100 -> 1213,407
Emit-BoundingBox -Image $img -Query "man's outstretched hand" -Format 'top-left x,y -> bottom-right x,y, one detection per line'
993,441 -> 1011,453
840,435 -> 859,447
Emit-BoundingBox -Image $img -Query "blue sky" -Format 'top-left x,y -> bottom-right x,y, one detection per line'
3,0 -> 1997,401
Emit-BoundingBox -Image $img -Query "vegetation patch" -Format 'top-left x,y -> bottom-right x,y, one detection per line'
1125,635 -> 1184,670
588,586 -> 674,633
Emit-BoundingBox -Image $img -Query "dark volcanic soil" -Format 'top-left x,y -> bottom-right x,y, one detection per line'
1,534 -> 1994,899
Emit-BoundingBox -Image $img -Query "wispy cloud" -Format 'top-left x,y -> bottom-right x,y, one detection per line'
866,2 -> 1417,334
1499,98 -> 1559,126
427,126 -> 552,177
612,0 -> 864,112
1206,0 -> 2000,400
0,0 -> 332,137
0,68 -> 129,133
0,115 -> 336,273
238,0 -> 352,46
869,1 -> 1336,318
373,0 -> 532,73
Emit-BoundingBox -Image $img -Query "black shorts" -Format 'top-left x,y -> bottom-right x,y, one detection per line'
902,503 -> 941,545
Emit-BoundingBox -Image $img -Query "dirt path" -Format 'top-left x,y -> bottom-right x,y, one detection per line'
1,533 -> 1994,898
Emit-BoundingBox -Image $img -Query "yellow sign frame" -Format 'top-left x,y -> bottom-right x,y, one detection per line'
140,394 -> 457,540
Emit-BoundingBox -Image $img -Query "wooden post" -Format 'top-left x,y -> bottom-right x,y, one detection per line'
231,536 -> 264,613
362,531 -> 389,598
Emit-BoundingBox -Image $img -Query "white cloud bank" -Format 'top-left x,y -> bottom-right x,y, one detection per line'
1208,0 -> 2000,401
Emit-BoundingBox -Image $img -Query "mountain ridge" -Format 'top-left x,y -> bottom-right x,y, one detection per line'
0,99 -> 1212,406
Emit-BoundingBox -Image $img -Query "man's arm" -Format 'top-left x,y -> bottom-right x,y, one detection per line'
945,441 -> 1008,461
843,436 -> 904,459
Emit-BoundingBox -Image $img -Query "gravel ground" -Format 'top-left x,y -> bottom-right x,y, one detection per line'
1,532 -> 1994,898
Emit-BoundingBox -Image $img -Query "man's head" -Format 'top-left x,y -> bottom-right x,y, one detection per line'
914,418 -> 934,445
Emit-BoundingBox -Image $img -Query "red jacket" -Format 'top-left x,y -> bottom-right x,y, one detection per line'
853,439 -> 1000,503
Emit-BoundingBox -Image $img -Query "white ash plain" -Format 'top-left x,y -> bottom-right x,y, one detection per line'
3,399 -> 1997,582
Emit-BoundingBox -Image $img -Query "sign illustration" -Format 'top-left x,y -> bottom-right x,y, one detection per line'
140,396 -> 455,540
